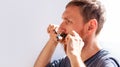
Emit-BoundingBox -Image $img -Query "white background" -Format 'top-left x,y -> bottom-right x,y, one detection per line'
0,0 -> 120,67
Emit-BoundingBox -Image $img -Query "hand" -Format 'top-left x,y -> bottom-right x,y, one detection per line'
64,31 -> 84,58
47,24 -> 59,43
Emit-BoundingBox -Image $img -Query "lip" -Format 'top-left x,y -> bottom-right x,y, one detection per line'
60,32 -> 67,38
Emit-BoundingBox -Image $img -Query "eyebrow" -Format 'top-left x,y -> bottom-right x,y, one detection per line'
64,18 -> 69,20
62,16 -> 69,20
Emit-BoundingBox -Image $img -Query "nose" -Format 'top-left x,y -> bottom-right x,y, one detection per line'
58,22 -> 66,34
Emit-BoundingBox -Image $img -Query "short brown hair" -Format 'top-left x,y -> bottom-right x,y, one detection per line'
66,0 -> 105,35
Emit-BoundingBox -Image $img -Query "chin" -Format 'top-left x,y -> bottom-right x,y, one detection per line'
63,44 -> 67,54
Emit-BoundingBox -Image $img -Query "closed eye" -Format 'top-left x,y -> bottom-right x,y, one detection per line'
64,18 -> 72,24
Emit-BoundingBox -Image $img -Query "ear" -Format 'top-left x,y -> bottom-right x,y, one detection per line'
86,19 -> 98,34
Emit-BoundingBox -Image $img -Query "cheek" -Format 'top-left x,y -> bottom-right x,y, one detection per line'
79,27 -> 87,41
65,25 -> 80,34
73,24 -> 85,38
66,26 -> 72,32
73,25 -> 82,34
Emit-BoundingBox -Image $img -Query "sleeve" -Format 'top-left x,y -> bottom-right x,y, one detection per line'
98,57 -> 120,67
46,56 -> 70,67
46,59 -> 62,67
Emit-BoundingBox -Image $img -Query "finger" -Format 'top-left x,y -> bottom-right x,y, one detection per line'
65,34 -> 72,45
64,31 -> 75,43
69,30 -> 79,37
70,30 -> 83,41
47,24 -> 59,34
47,24 -> 52,33
54,26 -> 59,34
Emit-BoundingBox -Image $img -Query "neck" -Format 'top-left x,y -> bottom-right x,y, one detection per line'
81,38 -> 102,62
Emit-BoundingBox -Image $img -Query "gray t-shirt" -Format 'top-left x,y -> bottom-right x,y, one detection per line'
46,49 -> 120,67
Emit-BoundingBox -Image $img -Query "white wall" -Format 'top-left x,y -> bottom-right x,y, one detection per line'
0,0 -> 120,67
98,0 -> 120,58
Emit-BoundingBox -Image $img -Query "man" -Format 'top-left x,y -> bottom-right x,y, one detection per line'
34,0 -> 120,67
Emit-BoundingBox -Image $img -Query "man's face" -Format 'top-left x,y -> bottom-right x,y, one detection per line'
59,6 -> 85,39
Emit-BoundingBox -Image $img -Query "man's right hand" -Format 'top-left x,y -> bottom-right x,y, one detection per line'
47,24 -> 59,44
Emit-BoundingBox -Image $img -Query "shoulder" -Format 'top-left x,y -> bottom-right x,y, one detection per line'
85,49 -> 120,67
98,50 -> 120,67
96,56 -> 120,67
46,56 -> 71,67
95,50 -> 120,67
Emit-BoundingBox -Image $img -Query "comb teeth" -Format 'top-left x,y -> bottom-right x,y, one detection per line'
56,34 -> 63,41
56,33 -> 67,41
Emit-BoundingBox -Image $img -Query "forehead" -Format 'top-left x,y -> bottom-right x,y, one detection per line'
62,6 -> 83,19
